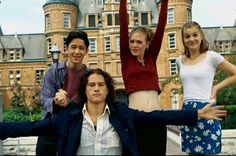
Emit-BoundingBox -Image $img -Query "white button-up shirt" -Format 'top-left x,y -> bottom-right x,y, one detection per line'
77,104 -> 122,155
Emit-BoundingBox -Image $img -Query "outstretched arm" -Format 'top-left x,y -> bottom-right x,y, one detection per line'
149,0 -> 168,60
0,118 -> 56,140
198,102 -> 227,120
132,101 -> 227,126
119,0 -> 130,63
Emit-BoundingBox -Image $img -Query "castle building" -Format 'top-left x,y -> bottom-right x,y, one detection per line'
0,0 -> 236,108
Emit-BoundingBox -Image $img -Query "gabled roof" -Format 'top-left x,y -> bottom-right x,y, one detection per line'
215,27 -> 232,41
0,35 -> 23,49
0,33 -> 46,60
203,26 -> 236,49
18,34 -> 46,59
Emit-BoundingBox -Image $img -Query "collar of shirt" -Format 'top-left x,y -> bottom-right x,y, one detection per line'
82,103 -> 111,117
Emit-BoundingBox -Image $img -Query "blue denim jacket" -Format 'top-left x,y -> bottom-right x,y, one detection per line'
40,60 -> 89,118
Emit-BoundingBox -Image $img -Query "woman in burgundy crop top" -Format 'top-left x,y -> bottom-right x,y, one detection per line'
119,0 -> 169,155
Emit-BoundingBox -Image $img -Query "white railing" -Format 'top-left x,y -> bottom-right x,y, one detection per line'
3,137 -> 37,155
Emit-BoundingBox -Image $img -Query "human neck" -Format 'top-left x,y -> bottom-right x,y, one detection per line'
66,60 -> 83,70
137,56 -> 145,65
87,102 -> 106,116
86,102 -> 106,125
189,50 -> 201,60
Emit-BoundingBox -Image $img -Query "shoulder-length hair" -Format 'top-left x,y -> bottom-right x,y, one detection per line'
78,68 -> 116,105
181,21 -> 209,57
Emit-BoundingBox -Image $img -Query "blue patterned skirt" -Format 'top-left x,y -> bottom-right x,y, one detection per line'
181,100 -> 221,154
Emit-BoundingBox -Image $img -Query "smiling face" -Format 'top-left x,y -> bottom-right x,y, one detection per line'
129,31 -> 149,60
66,38 -> 88,68
183,26 -> 203,53
86,73 -> 108,105
181,22 -> 209,57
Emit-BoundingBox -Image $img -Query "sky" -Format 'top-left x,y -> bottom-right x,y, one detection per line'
0,0 -> 236,35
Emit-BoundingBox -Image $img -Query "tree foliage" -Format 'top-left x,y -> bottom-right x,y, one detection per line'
214,56 -> 236,129
3,82 -> 43,121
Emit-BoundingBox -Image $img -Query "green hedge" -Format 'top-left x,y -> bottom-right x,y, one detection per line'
3,108 -> 43,121
221,105 -> 236,129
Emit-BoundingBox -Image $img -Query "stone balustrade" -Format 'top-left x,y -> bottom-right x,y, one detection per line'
221,129 -> 236,155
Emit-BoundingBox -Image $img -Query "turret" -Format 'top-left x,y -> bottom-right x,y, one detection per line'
43,0 -> 78,61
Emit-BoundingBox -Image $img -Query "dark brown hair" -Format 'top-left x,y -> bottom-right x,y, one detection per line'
78,68 -> 115,105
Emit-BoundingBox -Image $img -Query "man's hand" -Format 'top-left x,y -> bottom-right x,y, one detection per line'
198,101 -> 227,120
54,89 -> 70,107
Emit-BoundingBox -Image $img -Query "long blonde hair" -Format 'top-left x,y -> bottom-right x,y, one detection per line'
181,21 -> 209,57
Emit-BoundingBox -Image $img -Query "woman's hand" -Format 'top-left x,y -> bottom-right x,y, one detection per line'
210,86 -> 219,100
198,101 -> 227,120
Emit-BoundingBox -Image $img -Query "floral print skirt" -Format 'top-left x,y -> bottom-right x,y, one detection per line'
181,100 -> 221,154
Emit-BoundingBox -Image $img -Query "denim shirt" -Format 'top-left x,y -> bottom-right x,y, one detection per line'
40,60 -> 89,118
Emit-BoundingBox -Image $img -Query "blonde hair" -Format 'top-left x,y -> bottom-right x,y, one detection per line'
130,26 -> 154,43
181,21 -> 209,58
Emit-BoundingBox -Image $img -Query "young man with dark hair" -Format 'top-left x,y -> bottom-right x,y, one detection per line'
36,31 -> 90,156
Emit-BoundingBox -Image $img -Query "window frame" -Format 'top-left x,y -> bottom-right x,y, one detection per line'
168,32 -> 177,49
89,38 -> 97,53
63,12 -> 71,28
35,69 -> 45,84
169,58 -> 177,76
45,13 -> 51,30
46,38 -> 52,54
141,12 -> 148,26
167,8 -> 174,24
88,14 -> 96,27
104,36 -> 111,52
107,13 -> 113,26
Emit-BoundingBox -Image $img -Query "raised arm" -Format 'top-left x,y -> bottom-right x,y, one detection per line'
119,0 -> 130,63
149,0 -> 168,60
